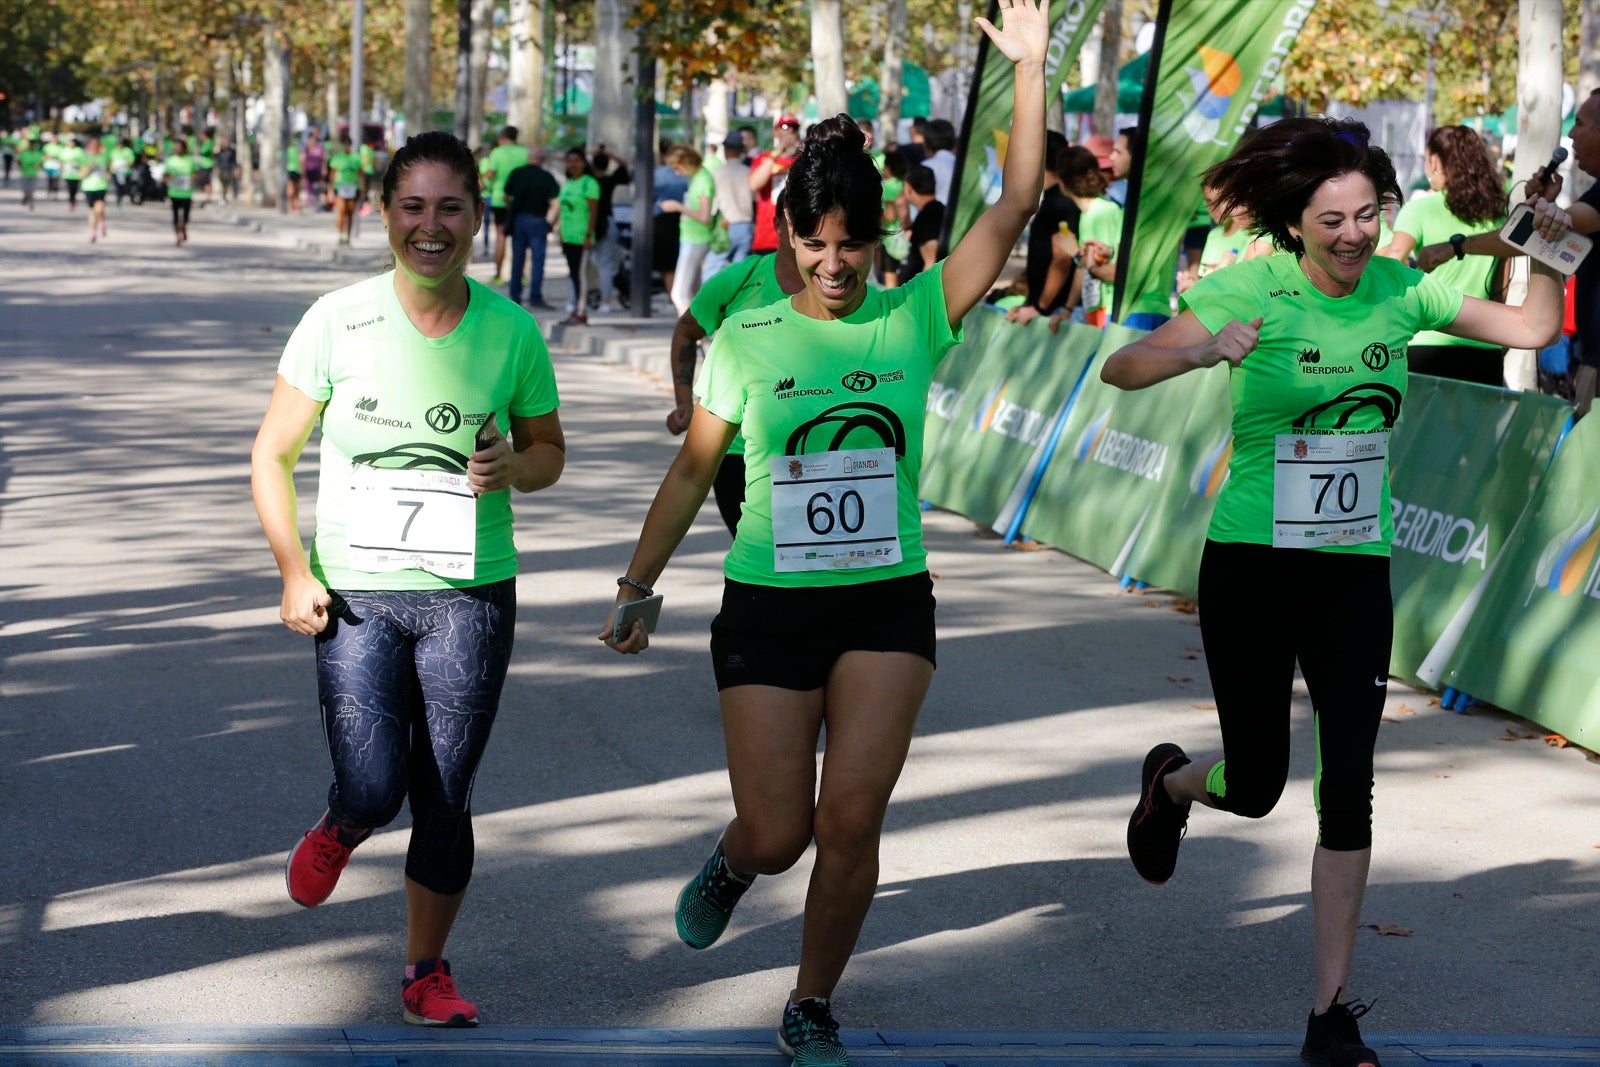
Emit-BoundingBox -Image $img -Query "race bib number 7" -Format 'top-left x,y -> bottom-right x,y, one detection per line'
769,447 -> 902,572
1273,431 -> 1387,549
346,465 -> 477,578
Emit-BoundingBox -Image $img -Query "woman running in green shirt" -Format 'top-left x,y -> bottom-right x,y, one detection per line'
1104,117 -> 1569,1067
602,3 -> 1049,1063
81,136 -> 110,242
163,138 -> 197,245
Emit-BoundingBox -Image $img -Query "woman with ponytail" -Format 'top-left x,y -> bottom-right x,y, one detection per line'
1378,124 -> 1510,384
599,3 -> 1048,1063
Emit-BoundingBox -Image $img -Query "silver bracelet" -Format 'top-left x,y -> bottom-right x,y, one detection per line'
616,576 -> 654,597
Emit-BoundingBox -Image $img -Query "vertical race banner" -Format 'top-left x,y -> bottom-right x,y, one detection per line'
944,0 -> 1107,251
1114,0 -> 1318,322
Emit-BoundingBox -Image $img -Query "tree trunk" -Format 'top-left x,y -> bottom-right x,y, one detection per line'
1575,0 -> 1600,202
811,0 -> 848,119
507,0 -> 541,145
469,0 -> 492,148
455,0 -> 473,142
1505,0 -> 1565,392
1093,0 -> 1123,136
704,76 -> 730,152
878,0 -> 906,144
403,0 -> 432,137
591,0 -> 635,154
262,22 -> 290,209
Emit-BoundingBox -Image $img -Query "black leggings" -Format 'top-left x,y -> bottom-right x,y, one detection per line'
1407,343 -> 1506,387
170,198 -> 192,227
1196,540 -> 1391,851
561,242 -> 588,309
314,580 -> 516,894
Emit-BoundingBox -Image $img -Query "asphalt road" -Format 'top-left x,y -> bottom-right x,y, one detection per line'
1,192 -> 1596,1063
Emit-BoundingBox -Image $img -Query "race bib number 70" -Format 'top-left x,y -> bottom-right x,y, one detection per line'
769,447 -> 902,572
1272,431 -> 1387,549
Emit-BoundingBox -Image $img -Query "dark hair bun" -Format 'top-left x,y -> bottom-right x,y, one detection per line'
803,114 -> 866,156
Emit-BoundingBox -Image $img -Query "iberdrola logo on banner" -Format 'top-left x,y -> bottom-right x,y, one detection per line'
1188,431 -> 1232,497
1115,0 -> 1318,321
1533,508 -> 1600,597
1179,46 -> 1243,144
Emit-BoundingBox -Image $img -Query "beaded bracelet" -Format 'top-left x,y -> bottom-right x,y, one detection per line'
616,576 -> 655,597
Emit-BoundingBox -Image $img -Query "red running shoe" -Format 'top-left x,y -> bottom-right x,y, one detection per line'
285,811 -> 368,907
403,958 -> 479,1027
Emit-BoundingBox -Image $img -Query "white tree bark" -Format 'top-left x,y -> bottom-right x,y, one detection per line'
703,78 -> 730,153
325,65 -> 339,134
592,0 -> 635,155
811,0 -> 848,119
877,0 -> 906,142
1506,0 -> 1565,392
469,0 -> 493,148
261,22 -> 289,209
507,0 -> 541,144
403,0 -> 432,137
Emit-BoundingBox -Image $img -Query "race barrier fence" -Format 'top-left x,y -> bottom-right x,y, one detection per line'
921,307 -> 1597,747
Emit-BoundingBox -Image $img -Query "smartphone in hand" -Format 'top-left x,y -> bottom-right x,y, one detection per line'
611,594 -> 664,645
475,411 -> 500,452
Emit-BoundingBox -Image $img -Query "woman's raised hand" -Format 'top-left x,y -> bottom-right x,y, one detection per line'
974,0 -> 1049,67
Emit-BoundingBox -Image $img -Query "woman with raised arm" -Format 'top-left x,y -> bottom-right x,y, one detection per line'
1103,117 -> 1568,1067
599,3 -> 1047,1064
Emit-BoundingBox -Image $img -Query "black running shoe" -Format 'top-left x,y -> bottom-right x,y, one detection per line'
1127,742 -> 1192,884
1301,993 -> 1381,1067
778,996 -> 849,1066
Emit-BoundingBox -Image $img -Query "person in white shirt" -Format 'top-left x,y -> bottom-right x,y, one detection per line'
703,131 -> 756,276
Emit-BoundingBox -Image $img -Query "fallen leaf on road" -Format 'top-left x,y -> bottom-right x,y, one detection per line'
1396,704 -> 1414,715
1381,716 -> 1401,723
1432,773 -> 1449,779
1427,697 -> 1441,707
1169,598 -> 1198,614
1192,703 -> 1216,710
1363,923 -> 1413,937
1167,675 -> 1192,684
1182,652 -> 1199,660
1498,728 -> 1539,741
1544,734 -> 1571,748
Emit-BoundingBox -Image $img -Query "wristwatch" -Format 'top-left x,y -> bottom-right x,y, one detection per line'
1449,233 -> 1466,260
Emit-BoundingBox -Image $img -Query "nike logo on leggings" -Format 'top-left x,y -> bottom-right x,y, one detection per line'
1374,676 -> 1387,686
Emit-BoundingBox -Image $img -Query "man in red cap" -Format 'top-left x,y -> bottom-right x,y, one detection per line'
748,114 -> 802,253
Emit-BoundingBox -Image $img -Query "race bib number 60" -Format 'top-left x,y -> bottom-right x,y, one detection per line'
1272,431 -> 1387,548
346,465 -> 477,578
769,447 -> 902,572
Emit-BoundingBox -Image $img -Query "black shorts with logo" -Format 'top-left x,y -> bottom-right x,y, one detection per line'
710,571 -> 936,691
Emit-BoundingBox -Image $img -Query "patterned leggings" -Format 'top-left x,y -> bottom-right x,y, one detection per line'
314,579 -> 516,894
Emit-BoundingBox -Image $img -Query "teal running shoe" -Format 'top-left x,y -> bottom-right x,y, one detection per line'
777,996 -> 849,1066
674,839 -> 752,949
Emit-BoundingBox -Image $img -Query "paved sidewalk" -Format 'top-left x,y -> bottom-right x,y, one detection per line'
2,194 -> 1597,1065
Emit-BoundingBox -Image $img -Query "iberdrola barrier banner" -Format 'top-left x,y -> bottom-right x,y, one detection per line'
1116,0 -> 1318,321
946,0 -> 1107,251
922,307 -> 1008,472
1019,323 -> 1199,571
1117,362 -> 1233,596
920,316 -> 1100,527
1385,377 -> 1571,683
1434,413 -> 1600,747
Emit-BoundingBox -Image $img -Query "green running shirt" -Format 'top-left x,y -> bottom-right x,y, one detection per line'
557,174 -> 600,244
487,144 -> 530,208
163,155 -> 196,198
1391,190 -> 1502,349
1078,196 -> 1123,316
1181,254 -> 1463,555
697,262 -> 961,587
689,254 -> 793,458
276,272 -> 561,590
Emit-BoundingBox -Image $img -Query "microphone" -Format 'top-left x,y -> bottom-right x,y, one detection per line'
1535,145 -> 1568,187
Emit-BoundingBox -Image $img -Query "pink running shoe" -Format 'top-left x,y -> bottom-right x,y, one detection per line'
285,811 -> 368,907
402,958 -> 479,1026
